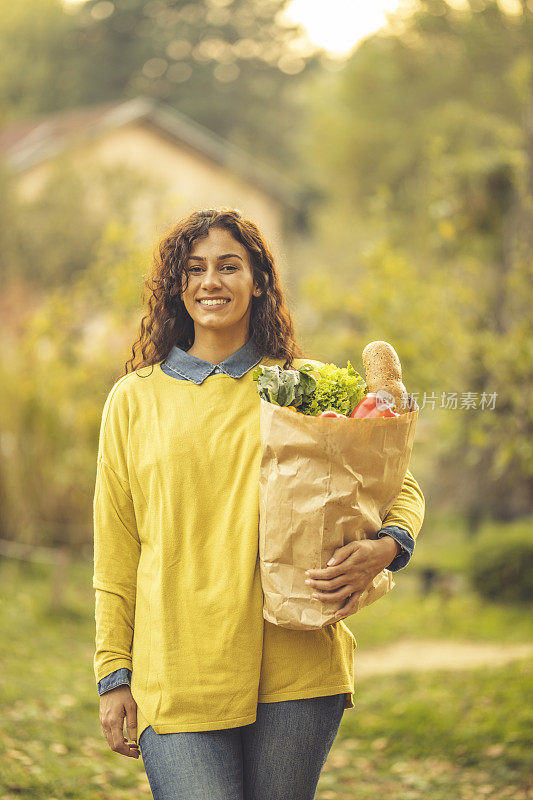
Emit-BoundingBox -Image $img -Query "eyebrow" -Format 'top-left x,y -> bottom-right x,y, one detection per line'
186,253 -> 243,262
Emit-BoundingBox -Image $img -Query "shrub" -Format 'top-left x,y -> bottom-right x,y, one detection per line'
468,534 -> 533,604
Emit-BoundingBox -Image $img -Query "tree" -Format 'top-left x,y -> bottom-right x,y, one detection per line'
0,0 -> 78,120
295,0 -> 533,528
0,151 -> 164,287
0,0 -> 328,175
0,220 -> 149,549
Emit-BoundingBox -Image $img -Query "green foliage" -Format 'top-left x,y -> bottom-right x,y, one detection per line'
296,0 -> 533,525
0,142 -> 171,548
0,0 -> 325,174
468,532 -> 533,604
0,219 -> 151,547
0,0 -> 77,120
0,152 -> 164,287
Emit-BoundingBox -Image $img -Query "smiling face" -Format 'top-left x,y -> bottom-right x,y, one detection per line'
180,226 -> 262,345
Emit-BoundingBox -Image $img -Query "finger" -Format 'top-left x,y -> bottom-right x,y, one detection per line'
305,561 -> 348,579
126,740 -> 140,758
305,574 -> 347,591
102,723 -> 136,758
118,736 -> 140,759
110,717 -> 137,758
306,566 -> 337,580
306,546 -> 360,578
312,587 -> 353,603
327,542 -> 360,567
110,720 -> 126,752
310,568 -> 374,593
125,707 -> 140,758
126,704 -> 138,745
334,592 -> 362,619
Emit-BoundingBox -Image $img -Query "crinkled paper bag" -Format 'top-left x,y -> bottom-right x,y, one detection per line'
258,400 -> 419,630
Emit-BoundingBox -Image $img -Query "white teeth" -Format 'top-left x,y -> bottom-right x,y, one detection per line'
198,299 -> 230,306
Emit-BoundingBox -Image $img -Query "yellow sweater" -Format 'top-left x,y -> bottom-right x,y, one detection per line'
93,356 -> 425,739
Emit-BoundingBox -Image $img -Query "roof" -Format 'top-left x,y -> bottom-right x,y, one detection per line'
0,96 -> 302,212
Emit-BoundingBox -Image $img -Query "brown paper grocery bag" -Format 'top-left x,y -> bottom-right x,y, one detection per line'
258,400 -> 419,630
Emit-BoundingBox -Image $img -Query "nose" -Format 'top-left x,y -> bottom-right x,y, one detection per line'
201,265 -> 223,290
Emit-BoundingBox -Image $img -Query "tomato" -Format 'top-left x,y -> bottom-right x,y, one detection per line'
349,393 -> 399,419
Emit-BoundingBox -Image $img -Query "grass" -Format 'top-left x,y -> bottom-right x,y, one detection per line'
317,659 -> 532,800
0,512 -> 531,799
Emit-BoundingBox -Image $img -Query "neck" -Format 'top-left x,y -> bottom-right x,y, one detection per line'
186,328 -> 250,364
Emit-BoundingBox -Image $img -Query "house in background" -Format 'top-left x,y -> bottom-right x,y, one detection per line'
0,95 -> 307,270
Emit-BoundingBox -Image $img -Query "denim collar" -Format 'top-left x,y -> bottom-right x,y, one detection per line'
162,337 -> 264,385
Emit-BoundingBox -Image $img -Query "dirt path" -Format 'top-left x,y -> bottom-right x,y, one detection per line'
354,639 -> 533,678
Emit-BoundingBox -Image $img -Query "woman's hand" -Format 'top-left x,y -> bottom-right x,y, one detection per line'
99,685 -> 140,759
305,536 -> 399,620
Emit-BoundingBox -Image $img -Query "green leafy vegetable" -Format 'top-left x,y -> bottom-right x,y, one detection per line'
252,364 -> 317,408
253,361 -> 366,417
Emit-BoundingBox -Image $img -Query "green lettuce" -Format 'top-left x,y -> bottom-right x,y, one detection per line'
253,360 -> 366,417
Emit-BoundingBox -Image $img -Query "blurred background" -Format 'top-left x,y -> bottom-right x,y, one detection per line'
0,0 -> 531,797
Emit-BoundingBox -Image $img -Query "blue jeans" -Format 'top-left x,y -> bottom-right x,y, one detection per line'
139,694 -> 346,800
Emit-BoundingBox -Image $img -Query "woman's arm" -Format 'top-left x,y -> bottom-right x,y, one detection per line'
93,457 -> 140,683
93,383 -> 141,686
371,468 -> 425,571
380,468 -> 425,554
93,386 -> 141,759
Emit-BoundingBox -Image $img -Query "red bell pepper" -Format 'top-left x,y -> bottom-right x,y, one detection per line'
349,392 -> 399,419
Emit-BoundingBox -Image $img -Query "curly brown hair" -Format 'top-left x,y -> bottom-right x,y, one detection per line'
124,207 -> 305,375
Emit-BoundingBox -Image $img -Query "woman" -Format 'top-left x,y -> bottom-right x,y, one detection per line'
93,207 -> 425,800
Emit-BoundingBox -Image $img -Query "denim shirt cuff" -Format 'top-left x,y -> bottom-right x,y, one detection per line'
377,525 -> 414,571
97,667 -> 132,696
